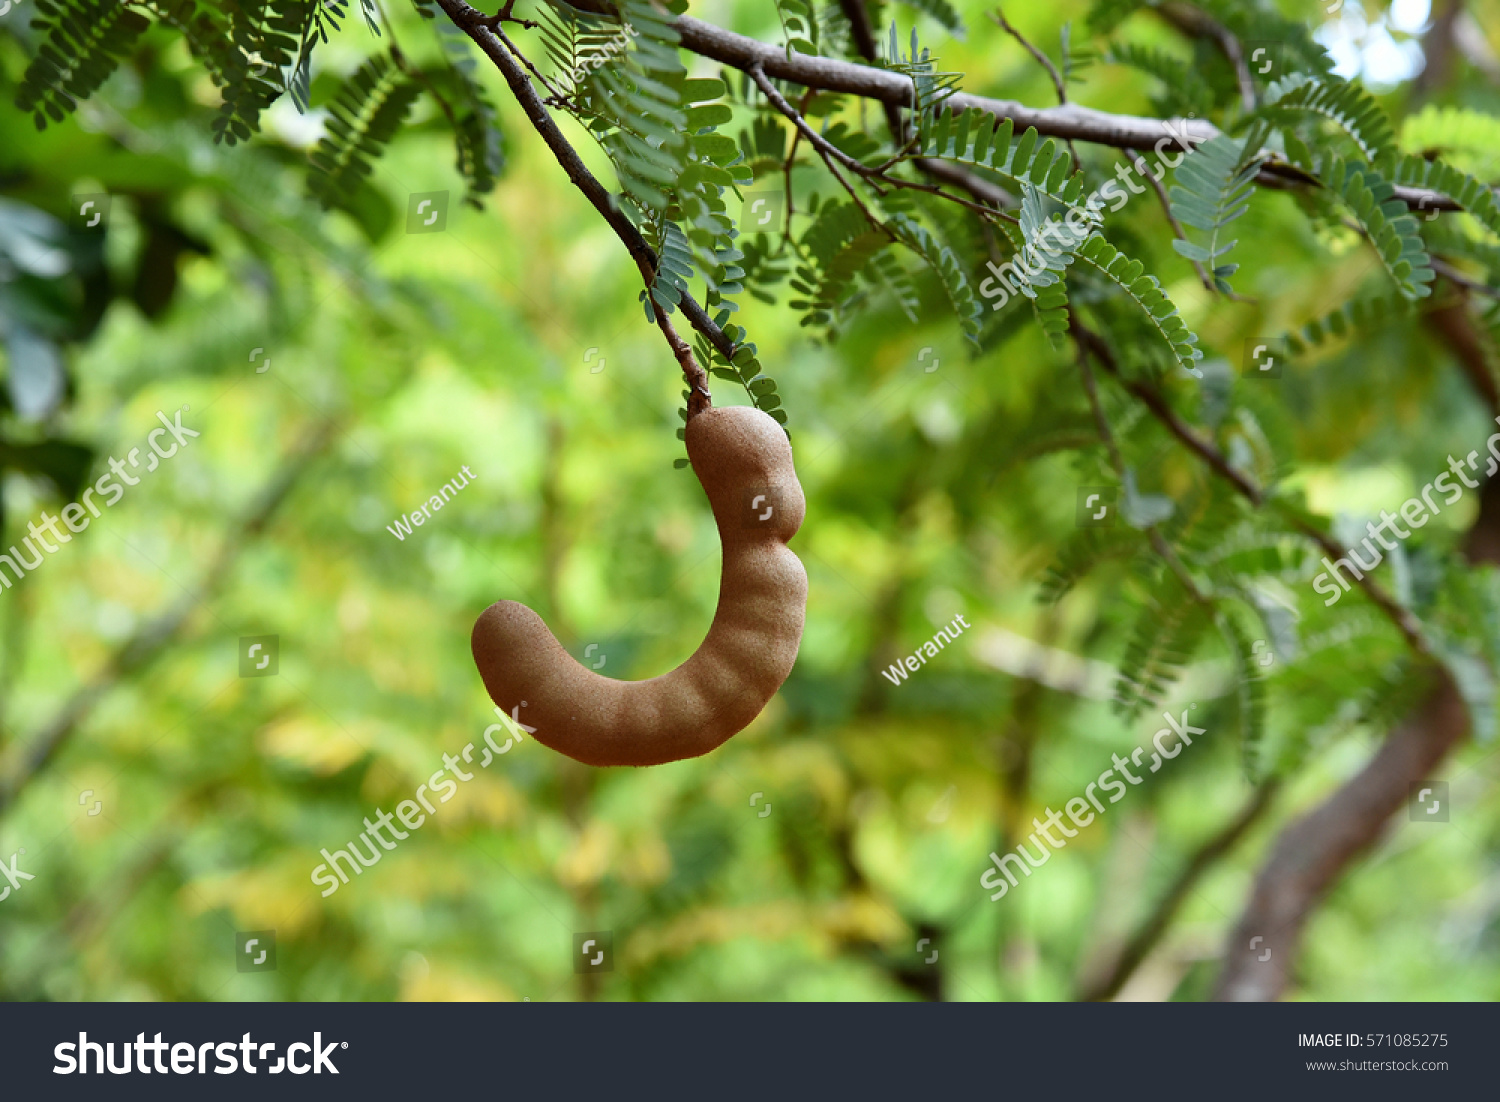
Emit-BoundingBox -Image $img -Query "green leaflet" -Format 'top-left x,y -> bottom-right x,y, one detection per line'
426,20 -> 506,206
694,325 -> 788,428
307,52 -> 422,209
788,201 -> 880,332
883,23 -> 963,117
1039,525 -> 1143,605
17,0 -> 153,130
1168,123 -> 1267,294
888,213 -> 983,346
1255,74 -> 1397,164
1399,105 -> 1500,180
1114,575 -> 1213,719
997,183 -> 1091,345
1379,153 -> 1500,242
775,0 -> 821,58
1073,234 -> 1205,376
914,110 -> 1090,212
1286,151 -> 1437,302
1284,292 -> 1416,354
1217,607 -> 1269,778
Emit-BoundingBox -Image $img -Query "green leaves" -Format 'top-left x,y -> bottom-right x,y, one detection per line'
1257,74 -> 1397,164
775,0 -> 821,58
694,325 -> 788,427
1103,43 -> 1214,117
307,52 -> 422,209
1217,608 -> 1269,776
15,0 -> 152,129
425,21 -> 506,207
1114,575 -> 1212,719
1283,293 -> 1415,355
1074,234 -> 1204,376
1382,153 -> 1500,242
1323,158 -> 1436,301
996,183 -> 1091,345
889,214 -> 982,346
1400,105 -> 1500,179
1168,123 -> 1267,294
882,22 -> 962,116
788,202 -> 892,335
915,111 -> 1090,212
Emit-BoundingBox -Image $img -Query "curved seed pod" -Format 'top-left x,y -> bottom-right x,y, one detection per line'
471,406 -> 807,767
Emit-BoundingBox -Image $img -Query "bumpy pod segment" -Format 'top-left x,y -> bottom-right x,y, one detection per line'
471,406 -> 807,766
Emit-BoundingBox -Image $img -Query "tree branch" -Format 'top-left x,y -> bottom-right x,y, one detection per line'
1156,1 -> 1256,113
1212,291 -> 1500,1000
436,0 -> 717,413
1077,779 -> 1279,1002
669,15 -> 1473,213
835,0 -> 1016,212
1071,323 -> 1427,653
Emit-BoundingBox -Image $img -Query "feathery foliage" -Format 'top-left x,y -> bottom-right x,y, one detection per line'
1285,152 -> 1437,302
1257,74 -> 1397,164
1103,42 -> 1213,117
16,0 -> 152,129
1168,123 -> 1267,294
915,111 -> 1090,212
307,51 -> 422,208
1400,105 -> 1500,179
1073,234 -> 1204,375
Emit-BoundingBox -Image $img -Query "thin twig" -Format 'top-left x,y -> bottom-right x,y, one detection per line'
837,0 -> 1018,212
1156,1 -> 1256,114
750,63 -> 891,236
990,6 -> 1068,105
989,6 -> 1082,171
752,62 -> 1016,225
1080,340 -> 1206,608
667,14 -> 1474,212
436,1 -> 718,410
1130,150 -> 1216,294
1072,322 -> 1429,654
1073,319 -> 1210,604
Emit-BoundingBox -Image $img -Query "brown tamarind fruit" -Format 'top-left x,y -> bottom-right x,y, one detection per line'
471,405 -> 806,767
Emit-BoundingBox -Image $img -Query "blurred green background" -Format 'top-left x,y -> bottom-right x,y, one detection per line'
1,0 -> 1499,1001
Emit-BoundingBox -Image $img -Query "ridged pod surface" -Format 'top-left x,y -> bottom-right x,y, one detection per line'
471,406 -> 806,766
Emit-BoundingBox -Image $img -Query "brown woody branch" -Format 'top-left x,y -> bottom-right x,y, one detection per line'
1078,780 -> 1279,1002
1211,285 -> 1500,1000
438,0 -> 719,414
669,14 -> 1471,213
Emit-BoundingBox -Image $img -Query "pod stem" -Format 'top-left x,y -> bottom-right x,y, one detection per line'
435,0 -> 726,422
657,311 -> 713,420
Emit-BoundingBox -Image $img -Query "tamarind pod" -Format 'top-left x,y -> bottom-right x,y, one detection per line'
471,405 -> 807,767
